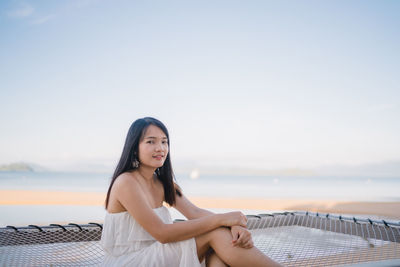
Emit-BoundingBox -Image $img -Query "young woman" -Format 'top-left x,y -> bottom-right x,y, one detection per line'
100,117 -> 280,267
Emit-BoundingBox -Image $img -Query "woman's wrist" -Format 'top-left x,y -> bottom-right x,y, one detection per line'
213,213 -> 223,227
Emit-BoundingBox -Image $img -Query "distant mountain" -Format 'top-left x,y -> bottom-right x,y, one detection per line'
0,162 -> 47,172
316,161 -> 400,177
174,160 -> 400,178
174,164 -> 317,177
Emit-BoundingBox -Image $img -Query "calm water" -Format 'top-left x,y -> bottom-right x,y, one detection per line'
1,171 -> 399,226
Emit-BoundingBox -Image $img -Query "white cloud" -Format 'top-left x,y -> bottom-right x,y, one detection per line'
7,3 -> 34,18
73,0 -> 100,8
31,15 -> 55,25
367,103 -> 397,113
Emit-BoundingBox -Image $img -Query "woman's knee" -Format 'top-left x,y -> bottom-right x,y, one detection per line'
208,227 -> 232,246
195,227 -> 231,261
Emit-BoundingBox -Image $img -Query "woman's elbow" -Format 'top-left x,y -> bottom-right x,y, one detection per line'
153,226 -> 170,244
156,234 -> 173,244
154,233 -> 168,244
158,237 -> 169,244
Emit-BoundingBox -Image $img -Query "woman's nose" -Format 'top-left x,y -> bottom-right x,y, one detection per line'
155,143 -> 163,151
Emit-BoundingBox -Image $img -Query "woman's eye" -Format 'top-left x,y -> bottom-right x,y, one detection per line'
162,141 -> 168,144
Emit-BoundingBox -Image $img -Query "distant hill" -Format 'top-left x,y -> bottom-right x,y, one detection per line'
0,162 -> 47,172
316,161 -> 400,177
174,160 -> 400,178
174,164 -> 317,177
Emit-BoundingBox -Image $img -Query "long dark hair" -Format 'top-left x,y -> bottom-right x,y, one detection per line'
105,117 -> 181,209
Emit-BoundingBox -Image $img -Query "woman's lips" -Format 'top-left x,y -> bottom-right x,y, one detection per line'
153,156 -> 163,160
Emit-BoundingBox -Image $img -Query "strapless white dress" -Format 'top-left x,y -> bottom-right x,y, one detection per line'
100,206 -> 205,266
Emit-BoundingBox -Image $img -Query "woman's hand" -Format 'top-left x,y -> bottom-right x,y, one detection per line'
231,225 -> 254,249
219,212 -> 247,227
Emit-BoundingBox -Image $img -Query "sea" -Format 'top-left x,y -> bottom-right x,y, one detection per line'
1,171 -> 399,227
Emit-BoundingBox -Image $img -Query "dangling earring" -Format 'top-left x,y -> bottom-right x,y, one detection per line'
156,168 -> 161,176
132,158 -> 140,168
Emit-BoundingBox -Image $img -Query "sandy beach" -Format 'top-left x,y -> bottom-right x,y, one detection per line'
1,190 -> 399,220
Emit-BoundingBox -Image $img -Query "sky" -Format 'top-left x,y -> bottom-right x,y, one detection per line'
1,0 -> 399,173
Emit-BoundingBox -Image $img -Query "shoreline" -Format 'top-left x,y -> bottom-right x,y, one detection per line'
1,190 -> 399,220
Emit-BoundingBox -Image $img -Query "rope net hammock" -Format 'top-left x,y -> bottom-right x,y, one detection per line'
0,211 -> 399,266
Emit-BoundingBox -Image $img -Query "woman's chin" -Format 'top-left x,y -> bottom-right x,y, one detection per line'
156,163 -> 165,168
151,162 -> 165,169
141,160 -> 165,169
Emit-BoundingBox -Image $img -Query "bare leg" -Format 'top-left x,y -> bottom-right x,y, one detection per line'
206,249 -> 228,267
196,227 -> 281,267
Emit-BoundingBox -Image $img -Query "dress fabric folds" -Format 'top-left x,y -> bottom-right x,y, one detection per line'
100,206 -> 205,267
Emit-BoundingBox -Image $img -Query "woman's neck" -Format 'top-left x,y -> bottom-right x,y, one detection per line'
137,166 -> 156,183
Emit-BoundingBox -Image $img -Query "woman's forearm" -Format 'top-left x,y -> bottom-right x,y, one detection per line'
159,213 -> 221,243
192,208 -> 215,218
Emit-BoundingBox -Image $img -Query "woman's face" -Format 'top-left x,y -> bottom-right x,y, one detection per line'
138,125 -> 169,169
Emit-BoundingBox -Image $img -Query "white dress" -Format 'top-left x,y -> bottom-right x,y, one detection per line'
100,206 -> 205,267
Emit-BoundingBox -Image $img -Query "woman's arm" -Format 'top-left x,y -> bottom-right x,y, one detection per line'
174,193 -> 214,219
113,175 -> 246,244
174,192 -> 254,248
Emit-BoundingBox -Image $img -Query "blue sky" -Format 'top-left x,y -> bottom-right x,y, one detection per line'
1,0 -> 399,173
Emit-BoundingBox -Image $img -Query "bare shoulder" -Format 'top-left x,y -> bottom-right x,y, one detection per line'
112,171 -> 146,198
108,172 -> 144,213
113,171 -> 140,189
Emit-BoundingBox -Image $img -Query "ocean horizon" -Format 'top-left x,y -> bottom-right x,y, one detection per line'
1,171 -> 399,227
1,171 -> 399,200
